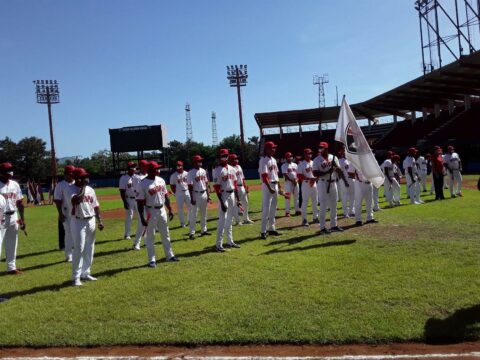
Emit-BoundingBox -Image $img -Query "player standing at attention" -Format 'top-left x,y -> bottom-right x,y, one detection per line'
416,151 -> 428,192
0,162 -> 25,275
132,159 -> 149,250
229,153 -> 254,225
281,152 -> 300,218
119,162 -> 138,240
169,161 -> 191,228
443,145 -> 463,198
404,148 -> 422,205
187,155 -> 211,240
351,164 -> 378,226
259,141 -> 283,239
297,148 -> 318,227
381,151 -> 399,207
337,148 -> 355,217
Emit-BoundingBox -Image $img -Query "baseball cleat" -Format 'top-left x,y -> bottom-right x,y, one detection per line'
215,246 -> 226,253
226,242 -> 241,248
330,226 -> 344,232
365,219 -> 378,224
167,256 -> 180,262
268,230 -> 281,236
302,219 -> 309,227
66,255 -> 73,262
189,234 -> 195,240
132,244 -> 141,251
124,236 -> 131,240
285,212 -> 290,217
81,275 -> 97,281
295,211 -> 302,216
147,261 -> 157,268
260,233 -> 267,240
72,279 -> 83,286
312,218 -> 320,224
7,269 -> 23,275
243,219 -> 254,224
319,228 -> 331,235
355,221 -> 363,226
200,231 -> 211,236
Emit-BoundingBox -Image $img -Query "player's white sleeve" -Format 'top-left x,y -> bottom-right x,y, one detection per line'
187,171 -> 194,185
93,189 -> 99,208
16,182 -> 23,200
136,182 -> 146,201
119,175 -> 127,190
259,157 -> 268,175
53,182 -> 62,201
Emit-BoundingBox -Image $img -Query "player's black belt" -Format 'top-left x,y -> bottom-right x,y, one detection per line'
194,190 -> 206,193
76,216 -> 93,220
357,179 -> 371,184
237,184 -> 243,187
147,205 -> 163,209
270,181 -> 278,184
4,211 -> 15,215
224,190 -> 234,193
128,197 -> 136,199
319,179 -> 337,182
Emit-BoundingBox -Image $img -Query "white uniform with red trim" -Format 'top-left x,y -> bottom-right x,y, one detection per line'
119,173 -> 138,238
69,185 -> 99,281
417,155 -> 428,191
259,155 -> 279,234
54,179 -> 75,259
169,170 -> 191,227
351,165 -> 374,223
313,153 -> 339,230
381,158 -> 400,206
281,162 -> 300,215
215,164 -> 237,248
232,164 -> 251,224
297,160 -> 318,223
404,156 -> 421,204
132,173 -> 146,248
187,168 -> 209,235
338,157 -> 355,216
443,152 -> 462,196
137,176 -> 175,263
0,180 -> 23,272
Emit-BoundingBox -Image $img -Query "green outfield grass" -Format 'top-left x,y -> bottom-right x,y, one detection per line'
0,176 -> 479,346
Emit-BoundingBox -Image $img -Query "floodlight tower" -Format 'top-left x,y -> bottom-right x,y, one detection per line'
313,74 -> 329,108
226,64 -> 248,162
211,111 -> 218,146
185,102 -> 193,142
33,80 -> 60,183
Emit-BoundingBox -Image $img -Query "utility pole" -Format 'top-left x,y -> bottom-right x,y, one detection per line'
185,102 -> 193,142
211,111 -> 218,146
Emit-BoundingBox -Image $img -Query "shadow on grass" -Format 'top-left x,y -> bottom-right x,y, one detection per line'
177,246 -> 216,258
94,247 -> 133,258
96,237 -> 125,245
15,248 -> 60,260
424,304 -> 480,343
262,239 -> 357,255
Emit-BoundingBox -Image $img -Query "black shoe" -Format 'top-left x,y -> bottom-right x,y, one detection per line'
226,242 -> 241,248
355,221 -> 363,226
365,219 -> 378,224
200,231 -> 211,236
215,246 -> 226,252
147,261 -> 156,268
330,226 -> 344,232
312,218 -> 320,224
319,228 -> 331,235
167,256 -> 180,262
268,230 -> 281,236
302,219 -> 309,227
189,234 -> 195,240
260,233 -> 267,240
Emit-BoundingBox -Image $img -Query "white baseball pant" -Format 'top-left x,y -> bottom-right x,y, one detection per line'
216,191 -> 235,248
233,186 -> 251,223
339,178 -> 355,216
372,186 -> 380,211
318,179 -> 338,229
189,191 -> 208,235
0,214 -> 19,271
419,171 -> 428,191
124,197 -> 137,237
301,180 -> 318,222
145,207 -> 174,262
133,205 -> 146,248
384,178 -> 400,206
175,190 -> 191,226
406,176 -> 420,203
448,170 -> 462,196
71,217 -> 96,281
61,209 -> 74,259
354,181 -> 374,222
284,181 -> 299,214
261,183 -> 278,233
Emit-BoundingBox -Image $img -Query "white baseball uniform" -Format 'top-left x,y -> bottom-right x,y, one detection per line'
259,155 -> 279,234
313,154 -> 339,229
297,159 -> 318,222
54,179 -> 75,259
281,162 -> 300,215
187,168 -> 209,235
443,152 -> 462,196
132,172 -> 146,248
338,157 -> 355,216
215,165 -> 237,248
137,176 -> 175,262
417,156 -> 428,191
232,164 -> 251,224
169,170 -> 191,227
352,165 -> 374,223
119,173 -> 138,238
69,185 -> 99,281
381,158 -> 400,206
0,179 -> 23,272
403,156 -> 420,204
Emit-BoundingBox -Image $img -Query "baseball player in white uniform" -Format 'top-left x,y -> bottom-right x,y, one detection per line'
381,151 -> 400,207
351,164 -> 378,226
214,149 -> 242,252
0,163 -> 25,275
54,164 -> 76,262
443,145 -> 463,197
259,141 -> 283,239
132,159 -> 149,250
229,154 -> 254,225
119,161 -> 138,240
69,167 -> 104,286
281,152 -> 300,217
187,155 -> 211,240
297,148 -> 318,226
404,148 -> 422,204
169,161 -> 191,228
137,161 -> 178,267
416,151 -> 428,192
337,149 -> 355,217
313,142 -> 345,234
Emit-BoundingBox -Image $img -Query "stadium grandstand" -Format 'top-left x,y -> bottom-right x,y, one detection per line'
255,50 -> 480,172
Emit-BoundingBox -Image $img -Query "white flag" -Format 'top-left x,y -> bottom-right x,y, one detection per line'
335,97 -> 384,188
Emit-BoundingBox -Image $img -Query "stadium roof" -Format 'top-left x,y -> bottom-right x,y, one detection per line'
255,51 -> 480,129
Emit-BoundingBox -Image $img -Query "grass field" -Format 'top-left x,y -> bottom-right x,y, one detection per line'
0,176 -> 479,347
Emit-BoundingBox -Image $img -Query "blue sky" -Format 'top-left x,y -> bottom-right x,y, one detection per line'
0,0 -> 444,157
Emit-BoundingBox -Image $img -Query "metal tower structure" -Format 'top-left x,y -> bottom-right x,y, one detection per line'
416,0 -> 480,74
185,102 -> 193,142
211,111 -> 218,146
313,74 -> 329,108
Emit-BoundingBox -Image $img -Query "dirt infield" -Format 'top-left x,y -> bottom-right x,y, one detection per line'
0,342 -> 479,358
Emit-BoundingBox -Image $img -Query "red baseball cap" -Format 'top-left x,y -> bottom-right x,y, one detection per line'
285,152 -> 293,159
73,167 -> 89,179
0,162 -> 14,172
148,161 -> 162,170
127,161 -> 136,168
176,161 -> 183,167
219,149 -> 229,156
393,155 -> 400,161
264,141 -> 277,149
318,141 -> 329,149
408,147 -> 417,155
192,155 -> 204,162
139,159 -> 149,168
64,165 -> 75,174
304,148 -> 313,154
228,154 -> 238,161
